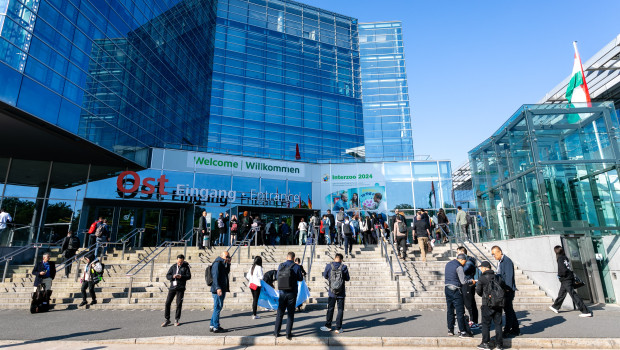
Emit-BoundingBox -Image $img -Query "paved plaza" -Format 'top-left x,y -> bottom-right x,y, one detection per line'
0,306 -> 619,349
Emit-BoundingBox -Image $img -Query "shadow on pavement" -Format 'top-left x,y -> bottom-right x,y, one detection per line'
520,315 -> 565,335
0,328 -> 121,349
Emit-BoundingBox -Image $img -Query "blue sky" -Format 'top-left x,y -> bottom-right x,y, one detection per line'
301,0 -> 620,167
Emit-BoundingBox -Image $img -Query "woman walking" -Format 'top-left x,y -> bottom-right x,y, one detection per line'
229,215 -> 239,245
549,246 -> 592,317
437,209 -> 450,244
247,256 -> 264,319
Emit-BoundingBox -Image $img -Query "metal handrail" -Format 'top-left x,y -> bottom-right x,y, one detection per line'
6,222 -> 71,247
305,228 -> 318,283
438,224 -> 497,269
0,237 -> 66,282
230,227 -> 257,259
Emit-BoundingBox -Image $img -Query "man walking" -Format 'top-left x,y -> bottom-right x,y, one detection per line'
198,211 -> 209,249
414,212 -> 431,262
93,218 -> 110,258
394,211 -> 408,260
444,254 -> 474,337
456,206 -> 468,240
326,209 -> 336,245
475,261 -> 504,350
60,231 -> 80,278
320,253 -> 350,334
457,247 -> 479,330
491,246 -> 519,337
162,254 -> 191,327
335,208 -> 346,247
215,213 -> 229,247
210,251 -> 231,333
0,208 -> 12,246
274,252 -> 304,340
79,254 -> 98,306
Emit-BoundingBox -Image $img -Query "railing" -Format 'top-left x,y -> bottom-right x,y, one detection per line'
0,237 -> 65,282
376,227 -> 405,308
125,234 -> 194,303
6,223 -> 71,247
438,224 -> 496,270
229,227 -> 258,264
303,226 -> 318,283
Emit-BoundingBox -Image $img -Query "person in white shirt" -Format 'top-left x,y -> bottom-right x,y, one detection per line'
247,256 -> 264,319
0,208 -> 12,246
298,218 -> 309,245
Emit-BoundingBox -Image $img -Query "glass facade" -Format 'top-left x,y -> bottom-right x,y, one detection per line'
0,0 -> 217,164
207,0 -> 364,161
359,21 -> 413,161
470,102 -> 620,241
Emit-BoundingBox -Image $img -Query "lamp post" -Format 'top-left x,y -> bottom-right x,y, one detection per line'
70,188 -> 82,233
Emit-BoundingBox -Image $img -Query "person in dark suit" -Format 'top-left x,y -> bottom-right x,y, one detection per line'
274,252 -> 304,340
162,254 -> 192,327
491,246 -> 519,337
198,211 -> 209,249
32,252 -> 56,293
60,231 -> 80,278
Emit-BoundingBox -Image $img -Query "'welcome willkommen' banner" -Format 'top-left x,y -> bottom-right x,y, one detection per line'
186,152 -> 306,178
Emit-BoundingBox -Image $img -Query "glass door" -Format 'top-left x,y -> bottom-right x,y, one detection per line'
117,208 -> 136,240
143,209 -> 160,247
160,209 -> 180,243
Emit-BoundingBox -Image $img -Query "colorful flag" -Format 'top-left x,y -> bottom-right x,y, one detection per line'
308,195 -> 312,209
566,42 -> 591,123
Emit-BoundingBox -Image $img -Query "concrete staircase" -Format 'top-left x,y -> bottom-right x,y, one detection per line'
0,242 -> 552,311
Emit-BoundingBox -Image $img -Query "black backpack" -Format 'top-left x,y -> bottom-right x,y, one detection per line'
398,221 -> 407,234
486,275 -> 505,309
342,222 -> 352,235
329,263 -> 345,296
205,264 -> 213,286
277,263 -> 295,291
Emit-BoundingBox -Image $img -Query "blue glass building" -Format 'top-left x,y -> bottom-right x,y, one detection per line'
206,0 -> 364,161
359,21 -> 414,161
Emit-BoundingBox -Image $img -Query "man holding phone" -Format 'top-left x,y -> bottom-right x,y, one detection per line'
162,254 -> 191,327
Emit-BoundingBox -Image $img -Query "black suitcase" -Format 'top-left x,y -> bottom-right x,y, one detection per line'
30,284 -> 52,313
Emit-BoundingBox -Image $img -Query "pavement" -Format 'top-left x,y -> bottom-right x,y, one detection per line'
0,306 -> 618,349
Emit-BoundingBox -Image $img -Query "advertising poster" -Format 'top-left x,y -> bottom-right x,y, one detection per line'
320,163 -> 387,217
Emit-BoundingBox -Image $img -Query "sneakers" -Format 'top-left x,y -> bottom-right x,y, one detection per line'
161,320 -> 171,327
334,329 -> 343,334
579,312 -> 593,318
549,306 -> 559,313
209,326 -> 214,332
448,330 -> 455,336
494,347 -> 504,350
320,326 -> 331,332
79,301 -> 87,307
477,343 -> 491,350
459,332 -> 473,338
212,327 -> 228,333
174,320 -> 180,327
252,315 -> 261,319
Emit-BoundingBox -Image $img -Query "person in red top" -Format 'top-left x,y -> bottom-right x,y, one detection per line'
87,217 -> 103,247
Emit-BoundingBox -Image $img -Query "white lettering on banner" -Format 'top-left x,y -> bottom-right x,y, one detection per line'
187,153 -> 305,177
250,190 -> 300,205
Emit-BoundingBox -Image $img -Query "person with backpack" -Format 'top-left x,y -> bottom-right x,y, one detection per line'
342,217 -> 354,258
87,217 -> 103,247
215,213 -> 229,247
475,261 -> 504,350
247,256 -> 264,319
413,212 -> 431,262
309,212 -> 320,241
240,211 -> 253,240
491,246 -> 519,337
549,245 -> 592,317
209,251 -> 231,333
320,253 -> 350,334
60,230 -> 80,278
229,215 -> 238,246
321,215 -> 330,245
394,211 -> 408,260
335,208 -> 346,247
326,209 -> 336,245
79,254 -> 100,306
437,208 -> 451,244
457,247 -> 479,330
274,252 -> 304,340
162,254 -> 191,327
93,218 -> 110,258
279,220 -> 290,245
445,254 -> 475,338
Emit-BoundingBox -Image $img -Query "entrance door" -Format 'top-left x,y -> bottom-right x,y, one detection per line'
160,209 -> 180,243
562,236 -> 606,304
143,209 -> 160,247
117,208 -> 137,240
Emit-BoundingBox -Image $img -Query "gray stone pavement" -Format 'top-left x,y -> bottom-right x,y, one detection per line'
0,305 -> 618,343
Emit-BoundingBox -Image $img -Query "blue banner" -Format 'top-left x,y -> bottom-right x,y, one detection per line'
257,281 -> 311,309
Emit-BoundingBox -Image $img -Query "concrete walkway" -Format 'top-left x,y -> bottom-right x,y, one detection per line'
0,306 -> 618,348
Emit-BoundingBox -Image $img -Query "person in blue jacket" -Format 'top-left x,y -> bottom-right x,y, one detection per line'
210,251 -> 231,333
320,253 -> 350,334
491,246 -> 519,337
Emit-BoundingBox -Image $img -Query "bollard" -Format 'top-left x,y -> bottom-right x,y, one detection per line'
127,276 -> 133,304
2,260 -> 9,283
396,275 -> 401,307
150,259 -> 155,282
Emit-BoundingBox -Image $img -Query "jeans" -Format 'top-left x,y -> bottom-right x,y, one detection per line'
552,278 -> 590,314
396,235 -> 407,259
503,290 -> 519,332
481,306 -> 503,346
251,286 -> 262,316
81,280 -> 96,302
211,292 -> 226,329
165,289 -> 185,321
94,237 -> 106,258
298,230 -> 307,245
335,223 -> 344,245
325,296 -> 345,330
445,286 -> 467,333
344,235 -> 353,255
274,291 -> 297,337
462,283 -> 478,324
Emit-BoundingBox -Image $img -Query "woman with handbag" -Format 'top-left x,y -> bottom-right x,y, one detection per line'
247,256 -> 264,319
230,215 -> 239,246
549,246 -> 592,317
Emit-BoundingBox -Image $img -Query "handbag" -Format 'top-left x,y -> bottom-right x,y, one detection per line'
426,240 -> 433,253
249,283 -> 258,291
573,275 -> 586,289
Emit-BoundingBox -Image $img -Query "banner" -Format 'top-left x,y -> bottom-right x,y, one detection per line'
257,280 -> 310,309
